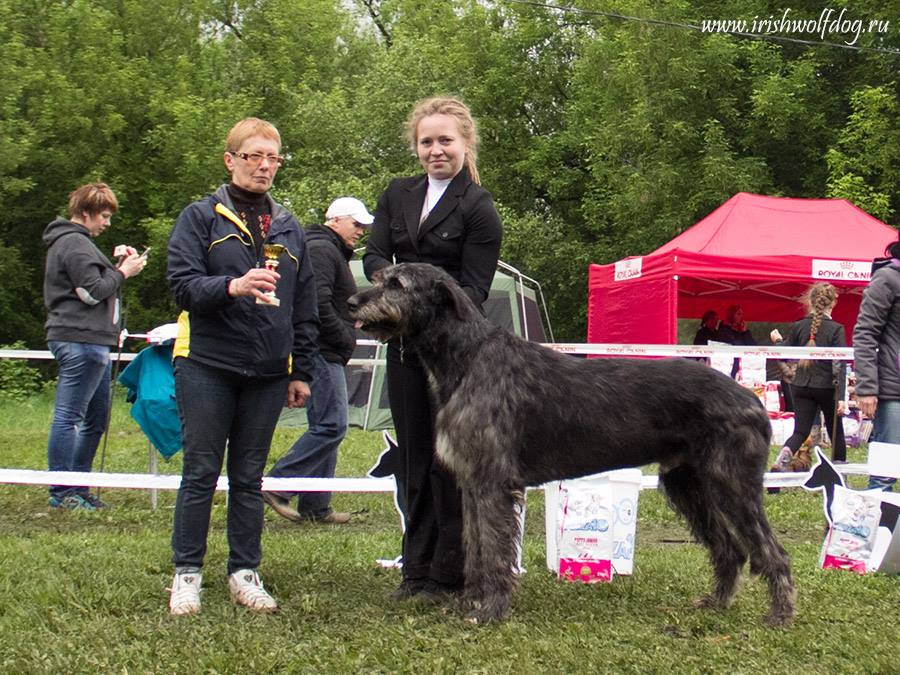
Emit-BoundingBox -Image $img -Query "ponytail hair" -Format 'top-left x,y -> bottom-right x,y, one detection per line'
406,96 -> 481,185
798,282 -> 838,369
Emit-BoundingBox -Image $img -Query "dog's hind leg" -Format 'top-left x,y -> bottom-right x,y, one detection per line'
660,464 -> 748,611
460,484 -> 522,624
723,489 -> 795,626
688,459 -> 795,626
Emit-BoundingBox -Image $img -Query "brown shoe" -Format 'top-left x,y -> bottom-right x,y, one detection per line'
312,510 -> 351,525
262,492 -> 303,523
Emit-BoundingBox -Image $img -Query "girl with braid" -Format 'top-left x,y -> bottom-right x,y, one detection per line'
770,282 -> 847,470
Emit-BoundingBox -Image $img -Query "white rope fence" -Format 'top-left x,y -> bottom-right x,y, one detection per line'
0,466 -> 872,493
0,342 -> 867,495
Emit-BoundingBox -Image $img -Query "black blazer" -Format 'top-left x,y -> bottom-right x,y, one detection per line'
781,315 -> 847,395
363,168 -> 502,308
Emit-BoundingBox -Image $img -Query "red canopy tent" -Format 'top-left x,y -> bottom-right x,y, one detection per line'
587,193 -> 898,345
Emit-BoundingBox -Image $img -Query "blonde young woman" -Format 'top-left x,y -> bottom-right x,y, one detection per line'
770,282 -> 847,469
363,97 -> 503,602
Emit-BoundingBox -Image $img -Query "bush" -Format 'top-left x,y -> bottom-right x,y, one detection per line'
0,342 -> 43,401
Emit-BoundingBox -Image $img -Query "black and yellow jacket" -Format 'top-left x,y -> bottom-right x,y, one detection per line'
166,184 -> 319,381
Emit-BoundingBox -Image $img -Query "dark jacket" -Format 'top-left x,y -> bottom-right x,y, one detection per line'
693,326 -> 720,345
779,315 -> 847,396
43,217 -> 124,346
363,168 -> 502,308
716,324 -> 756,346
854,263 -> 900,400
167,184 -> 319,381
305,224 -> 357,365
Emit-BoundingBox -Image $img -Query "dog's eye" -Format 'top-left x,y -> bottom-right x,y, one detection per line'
385,277 -> 403,289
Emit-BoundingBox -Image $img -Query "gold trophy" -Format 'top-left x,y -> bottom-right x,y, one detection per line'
257,244 -> 286,307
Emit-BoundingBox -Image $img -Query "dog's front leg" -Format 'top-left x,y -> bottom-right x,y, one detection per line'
460,486 -> 486,614
461,485 -> 521,624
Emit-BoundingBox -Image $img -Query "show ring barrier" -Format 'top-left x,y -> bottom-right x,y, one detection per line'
0,342 -> 871,498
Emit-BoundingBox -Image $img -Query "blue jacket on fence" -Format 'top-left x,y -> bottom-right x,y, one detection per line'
118,344 -> 182,458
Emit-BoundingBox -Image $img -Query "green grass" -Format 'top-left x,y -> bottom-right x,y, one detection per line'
0,391 -> 894,674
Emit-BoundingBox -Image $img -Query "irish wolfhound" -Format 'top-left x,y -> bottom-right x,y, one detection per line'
348,263 -> 795,626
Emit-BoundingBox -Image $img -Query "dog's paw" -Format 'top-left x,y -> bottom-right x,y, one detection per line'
762,610 -> 793,627
463,608 -> 501,625
692,594 -> 728,610
462,598 -> 509,625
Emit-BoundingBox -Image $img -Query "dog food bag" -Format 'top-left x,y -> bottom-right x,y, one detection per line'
768,412 -> 795,447
764,382 -> 781,413
555,478 -> 615,583
820,485 -> 883,574
842,412 -> 861,447
545,470 -> 642,583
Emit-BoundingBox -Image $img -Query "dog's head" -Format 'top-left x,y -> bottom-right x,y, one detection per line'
348,263 -> 475,342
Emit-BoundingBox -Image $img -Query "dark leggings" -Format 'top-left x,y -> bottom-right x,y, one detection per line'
784,385 -> 846,462
385,343 -> 465,586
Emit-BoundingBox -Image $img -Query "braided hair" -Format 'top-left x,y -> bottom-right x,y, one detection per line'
798,282 -> 838,369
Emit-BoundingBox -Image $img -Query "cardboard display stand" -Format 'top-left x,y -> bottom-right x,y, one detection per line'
804,445 -> 900,574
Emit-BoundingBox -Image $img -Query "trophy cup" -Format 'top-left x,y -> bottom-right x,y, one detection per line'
257,244 -> 286,307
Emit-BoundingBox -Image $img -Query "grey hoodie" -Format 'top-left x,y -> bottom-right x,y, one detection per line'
42,217 -> 124,346
853,263 -> 900,400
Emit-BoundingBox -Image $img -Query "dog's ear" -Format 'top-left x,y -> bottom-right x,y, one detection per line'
433,279 -> 471,321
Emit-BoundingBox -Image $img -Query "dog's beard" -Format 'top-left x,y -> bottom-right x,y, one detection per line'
351,305 -> 405,343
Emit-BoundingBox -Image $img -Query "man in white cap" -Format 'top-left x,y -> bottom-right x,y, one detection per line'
264,197 -> 374,523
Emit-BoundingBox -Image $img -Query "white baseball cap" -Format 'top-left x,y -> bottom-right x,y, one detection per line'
325,197 -> 374,226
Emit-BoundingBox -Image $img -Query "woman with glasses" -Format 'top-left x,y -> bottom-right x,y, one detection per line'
165,117 -> 319,616
363,97 -> 503,603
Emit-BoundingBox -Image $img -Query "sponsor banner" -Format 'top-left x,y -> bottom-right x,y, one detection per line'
812,259 -> 871,282
614,257 -> 642,281
544,343 -> 853,360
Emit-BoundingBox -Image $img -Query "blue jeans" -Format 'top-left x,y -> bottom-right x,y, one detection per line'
46,341 -> 112,499
269,355 -> 348,517
171,357 -> 288,574
869,399 -> 900,491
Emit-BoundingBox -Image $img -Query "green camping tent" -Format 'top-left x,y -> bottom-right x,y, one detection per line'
279,260 -> 550,431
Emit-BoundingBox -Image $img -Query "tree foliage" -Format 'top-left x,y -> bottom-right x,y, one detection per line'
1,0 -> 898,342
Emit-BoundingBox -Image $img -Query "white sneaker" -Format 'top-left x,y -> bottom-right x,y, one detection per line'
773,446 -> 794,471
228,569 -> 278,613
168,570 -> 202,616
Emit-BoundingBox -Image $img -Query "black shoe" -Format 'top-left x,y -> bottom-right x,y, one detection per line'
262,492 -> 303,523
389,578 -> 427,601
417,579 -> 463,604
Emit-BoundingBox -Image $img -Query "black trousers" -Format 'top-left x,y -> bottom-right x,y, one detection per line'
386,342 -> 465,585
784,385 -> 846,462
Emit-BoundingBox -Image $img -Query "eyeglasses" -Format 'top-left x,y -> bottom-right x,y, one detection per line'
230,152 -> 286,167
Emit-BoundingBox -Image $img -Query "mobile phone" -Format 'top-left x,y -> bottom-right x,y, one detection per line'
140,247 -> 151,258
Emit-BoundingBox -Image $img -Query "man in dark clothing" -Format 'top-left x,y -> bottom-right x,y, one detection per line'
264,197 -> 374,522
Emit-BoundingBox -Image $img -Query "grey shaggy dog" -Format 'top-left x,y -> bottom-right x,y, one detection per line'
348,263 -> 795,626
